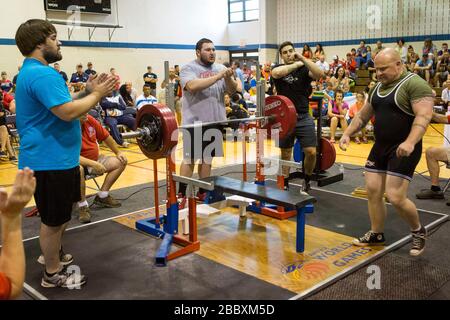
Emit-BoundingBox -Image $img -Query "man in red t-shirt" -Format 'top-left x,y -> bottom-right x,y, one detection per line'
1,89 -> 15,114
78,114 -> 127,223
0,168 -> 36,300
415,112 -> 450,204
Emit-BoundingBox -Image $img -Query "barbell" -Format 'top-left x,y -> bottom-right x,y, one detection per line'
124,95 -> 298,159
123,95 -> 336,171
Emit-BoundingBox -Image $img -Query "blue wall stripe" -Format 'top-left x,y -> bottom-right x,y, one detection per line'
2,34 -> 449,51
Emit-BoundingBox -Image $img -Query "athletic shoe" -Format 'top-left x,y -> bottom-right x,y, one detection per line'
41,267 -> 87,289
121,142 -> 130,148
177,193 -> 187,210
196,191 -> 207,202
79,206 -> 91,224
353,230 -> 385,247
94,195 -> 121,208
303,181 -> 311,193
410,226 -> 427,257
37,248 -> 74,266
415,189 -> 444,200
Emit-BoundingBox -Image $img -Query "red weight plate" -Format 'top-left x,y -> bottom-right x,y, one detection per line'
319,137 -> 336,171
263,95 -> 297,140
136,104 -> 179,159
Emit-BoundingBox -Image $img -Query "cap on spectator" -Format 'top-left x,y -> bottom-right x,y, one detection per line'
332,55 -> 338,60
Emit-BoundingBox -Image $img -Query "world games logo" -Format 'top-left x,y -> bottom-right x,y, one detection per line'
281,259 -> 330,281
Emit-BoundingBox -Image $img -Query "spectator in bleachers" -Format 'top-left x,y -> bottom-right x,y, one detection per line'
302,44 -> 313,59
0,95 -> 17,161
365,46 -> 377,81
119,81 -> 138,107
110,68 -> 121,94
85,62 -> 97,76
174,65 -> 180,76
53,63 -> 68,84
395,39 -> 408,64
143,66 -> 158,97
315,55 -> 330,76
348,92 -> 368,144
355,40 -> 368,68
77,114 -> 127,223
314,44 -> 325,62
70,64 -> 88,92
136,85 -> 158,111
373,40 -> 385,57
327,90 -> 349,143
12,66 -> 21,86
331,66 -> 350,94
442,81 -> 450,108
0,72 -> 14,94
407,46 -> 420,72
0,168 -> 36,300
435,53 -> 449,88
100,91 -> 136,148
423,38 -> 438,57
351,48 -> 357,57
224,92 -> 248,131
414,53 -> 434,84
232,61 -> 245,95
1,89 -> 16,114
261,62 -> 271,81
344,53 -> 357,78
329,55 -> 344,76
438,43 -> 448,59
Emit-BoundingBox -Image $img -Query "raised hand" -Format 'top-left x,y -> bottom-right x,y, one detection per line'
0,168 -> 36,218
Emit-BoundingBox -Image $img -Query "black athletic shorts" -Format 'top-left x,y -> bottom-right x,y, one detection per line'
278,114 -> 317,149
182,125 -> 224,164
365,141 -> 422,181
34,166 -> 81,227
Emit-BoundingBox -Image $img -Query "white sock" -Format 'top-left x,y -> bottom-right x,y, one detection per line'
412,225 -> 422,232
78,200 -> 88,208
98,191 -> 109,199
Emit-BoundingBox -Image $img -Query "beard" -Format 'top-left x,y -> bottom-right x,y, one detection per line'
200,55 -> 214,67
42,47 -> 62,64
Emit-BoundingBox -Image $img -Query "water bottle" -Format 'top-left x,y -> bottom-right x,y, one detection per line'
339,164 -> 345,175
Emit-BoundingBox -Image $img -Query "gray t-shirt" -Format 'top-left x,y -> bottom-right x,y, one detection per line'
180,60 -> 227,125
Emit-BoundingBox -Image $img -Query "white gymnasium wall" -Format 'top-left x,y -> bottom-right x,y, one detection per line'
277,0 -> 449,43
276,0 -> 450,64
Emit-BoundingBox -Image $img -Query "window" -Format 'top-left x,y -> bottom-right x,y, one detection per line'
228,0 -> 259,23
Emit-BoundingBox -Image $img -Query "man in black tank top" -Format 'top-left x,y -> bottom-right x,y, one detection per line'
272,41 -> 325,191
340,48 -> 434,257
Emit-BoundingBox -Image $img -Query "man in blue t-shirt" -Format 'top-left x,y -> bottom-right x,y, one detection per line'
15,19 -> 117,289
414,53 -> 434,83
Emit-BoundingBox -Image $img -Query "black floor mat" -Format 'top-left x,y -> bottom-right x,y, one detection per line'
307,253 -> 450,300
23,221 -> 295,300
